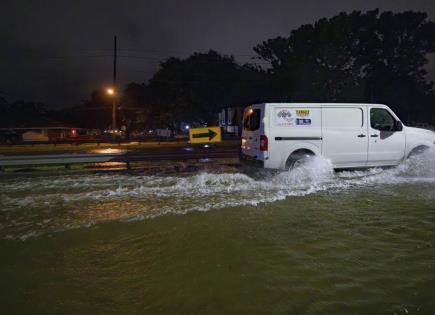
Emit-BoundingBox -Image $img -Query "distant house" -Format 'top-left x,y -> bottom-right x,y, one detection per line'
22,130 -> 49,142
218,107 -> 243,136
0,117 -> 79,143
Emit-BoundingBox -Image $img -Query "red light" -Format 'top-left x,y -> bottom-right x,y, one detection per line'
260,135 -> 268,151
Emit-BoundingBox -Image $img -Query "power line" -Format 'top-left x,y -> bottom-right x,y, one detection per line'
0,50 -> 265,61
0,54 -> 270,68
117,55 -> 270,66
77,47 -> 259,58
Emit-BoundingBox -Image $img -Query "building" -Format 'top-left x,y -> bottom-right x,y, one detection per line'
0,117 -> 79,143
218,107 -> 243,136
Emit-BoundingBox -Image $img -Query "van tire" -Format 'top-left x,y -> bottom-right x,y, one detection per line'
407,145 -> 429,158
285,150 -> 315,170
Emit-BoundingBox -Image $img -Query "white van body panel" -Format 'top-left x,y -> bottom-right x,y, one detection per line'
267,105 -> 322,169
366,105 -> 406,167
404,126 -> 435,157
241,103 -> 435,170
322,106 -> 368,168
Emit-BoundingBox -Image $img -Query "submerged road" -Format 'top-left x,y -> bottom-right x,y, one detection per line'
1,149 -> 435,314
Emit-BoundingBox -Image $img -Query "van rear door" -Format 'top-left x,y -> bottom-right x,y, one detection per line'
241,105 -> 265,159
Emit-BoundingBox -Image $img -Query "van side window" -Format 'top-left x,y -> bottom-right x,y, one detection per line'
243,109 -> 261,131
370,108 -> 395,131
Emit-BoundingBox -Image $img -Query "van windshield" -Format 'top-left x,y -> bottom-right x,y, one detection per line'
243,109 -> 261,131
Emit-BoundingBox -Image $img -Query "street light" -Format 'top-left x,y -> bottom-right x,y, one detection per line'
107,87 -> 117,134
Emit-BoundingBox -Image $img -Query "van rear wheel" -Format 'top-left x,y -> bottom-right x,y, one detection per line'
285,150 -> 314,170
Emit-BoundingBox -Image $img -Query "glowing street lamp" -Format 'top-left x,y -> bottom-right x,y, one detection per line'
106,87 -> 116,132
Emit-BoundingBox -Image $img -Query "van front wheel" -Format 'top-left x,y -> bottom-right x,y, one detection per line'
285,150 -> 314,170
407,145 -> 429,158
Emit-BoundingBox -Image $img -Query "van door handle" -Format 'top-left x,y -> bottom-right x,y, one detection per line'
357,134 -> 366,138
370,134 -> 379,138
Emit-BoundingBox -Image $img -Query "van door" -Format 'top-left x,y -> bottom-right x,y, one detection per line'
241,106 -> 264,158
322,107 -> 368,168
367,107 -> 406,166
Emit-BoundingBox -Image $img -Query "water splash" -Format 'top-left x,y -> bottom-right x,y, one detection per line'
1,148 -> 434,240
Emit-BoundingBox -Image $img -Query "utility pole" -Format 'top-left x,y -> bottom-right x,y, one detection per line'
112,35 -> 117,132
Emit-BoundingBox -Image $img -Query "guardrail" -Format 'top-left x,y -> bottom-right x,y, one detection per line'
0,153 -> 123,167
0,148 -> 239,170
0,135 -> 241,146
0,137 -> 188,146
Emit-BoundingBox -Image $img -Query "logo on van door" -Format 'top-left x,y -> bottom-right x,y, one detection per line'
277,109 -> 292,119
296,109 -> 310,117
296,118 -> 311,125
276,109 -> 294,126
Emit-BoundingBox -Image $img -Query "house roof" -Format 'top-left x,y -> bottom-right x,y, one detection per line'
0,116 -> 78,130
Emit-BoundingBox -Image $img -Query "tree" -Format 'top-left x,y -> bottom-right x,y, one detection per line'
145,50 -> 268,129
0,90 -> 7,109
53,89 -> 113,129
254,9 -> 435,122
0,100 -> 50,127
119,83 -> 149,131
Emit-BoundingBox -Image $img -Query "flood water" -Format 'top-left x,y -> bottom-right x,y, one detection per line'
1,150 -> 434,314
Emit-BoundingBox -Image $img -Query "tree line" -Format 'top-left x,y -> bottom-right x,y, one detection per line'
2,9 -> 435,130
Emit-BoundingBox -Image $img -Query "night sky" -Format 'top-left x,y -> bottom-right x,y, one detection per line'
2,0 -> 435,108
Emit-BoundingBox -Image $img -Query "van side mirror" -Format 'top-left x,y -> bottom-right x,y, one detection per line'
395,121 -> 403,132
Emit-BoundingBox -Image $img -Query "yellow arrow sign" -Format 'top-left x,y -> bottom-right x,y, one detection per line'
189,127 -> 222,144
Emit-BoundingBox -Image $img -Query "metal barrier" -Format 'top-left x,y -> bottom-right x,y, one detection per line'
0,153 -> 122,167
0,149 -> 239,170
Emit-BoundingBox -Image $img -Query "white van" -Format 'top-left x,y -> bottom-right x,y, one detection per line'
241,103 -> 435,170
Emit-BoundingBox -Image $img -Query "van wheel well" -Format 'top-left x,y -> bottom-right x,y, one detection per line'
407,145 -> 429,158
285,149 -> 315,170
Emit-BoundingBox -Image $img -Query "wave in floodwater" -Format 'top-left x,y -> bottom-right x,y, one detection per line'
1,148 -> 435,240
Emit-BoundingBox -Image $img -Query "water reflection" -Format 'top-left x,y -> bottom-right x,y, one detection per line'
90,148 -> 126,154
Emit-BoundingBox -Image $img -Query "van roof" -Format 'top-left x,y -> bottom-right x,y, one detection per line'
251,103 -> 388,107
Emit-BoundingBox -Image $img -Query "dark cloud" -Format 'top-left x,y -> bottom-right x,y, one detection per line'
1,0 -> 435,107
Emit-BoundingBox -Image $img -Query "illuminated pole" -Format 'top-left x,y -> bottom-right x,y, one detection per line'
112,35 -> 117,132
